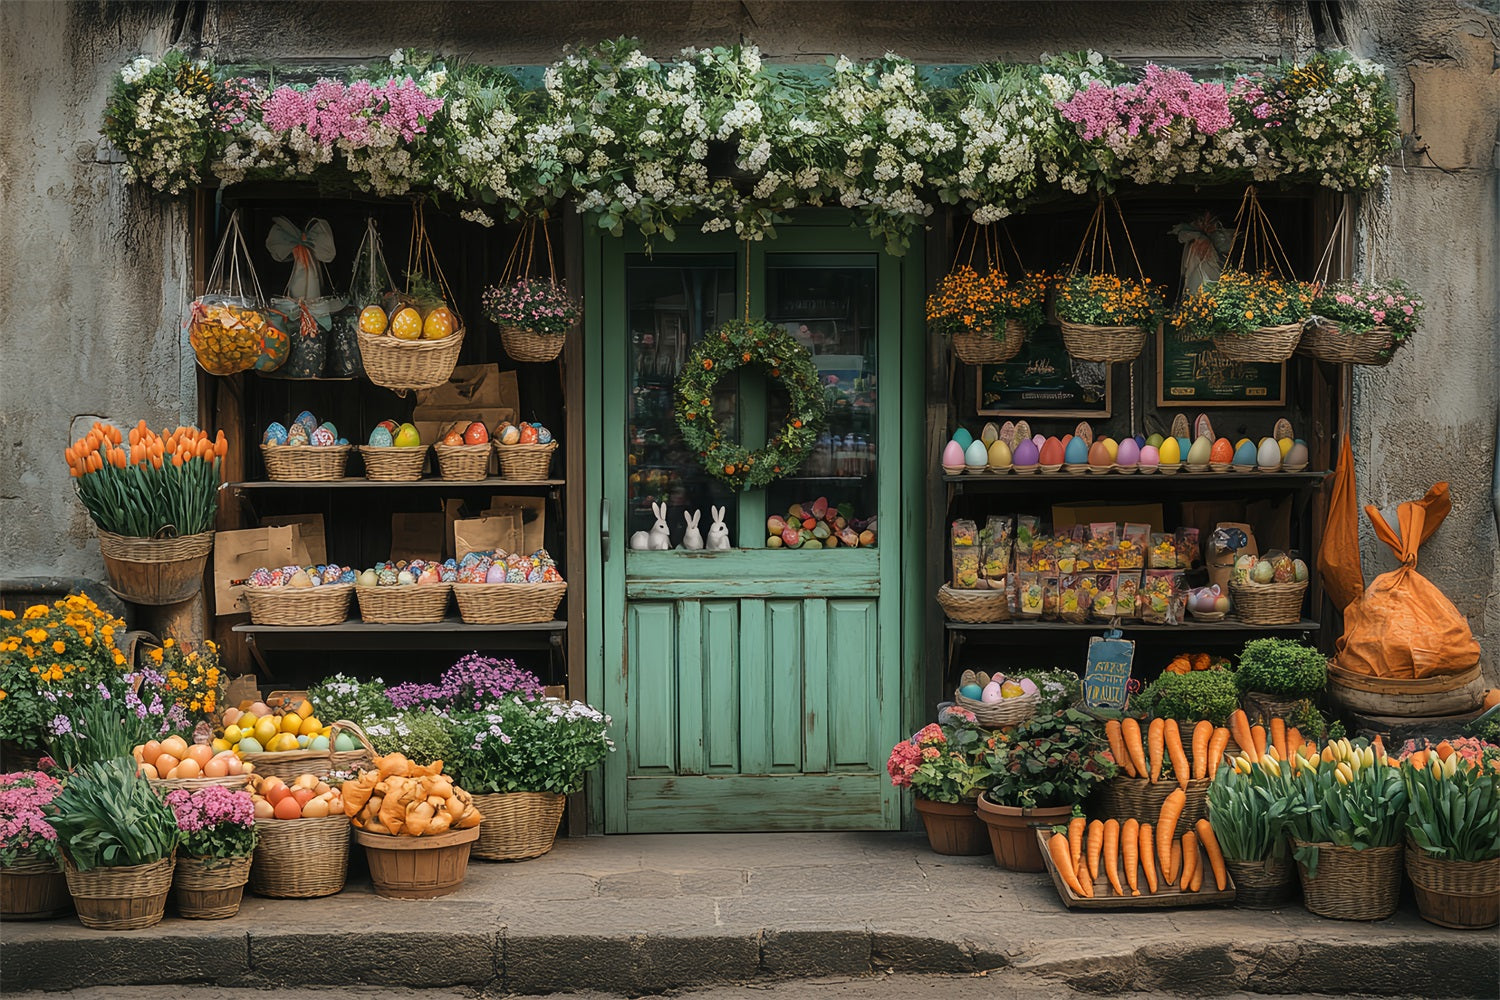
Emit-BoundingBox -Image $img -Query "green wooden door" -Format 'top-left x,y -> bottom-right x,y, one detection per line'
586,221 -> 922,832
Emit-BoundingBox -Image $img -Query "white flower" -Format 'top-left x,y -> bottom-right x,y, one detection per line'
390,49 -> 405,69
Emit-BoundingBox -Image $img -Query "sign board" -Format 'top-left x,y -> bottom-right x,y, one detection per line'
976,322 -> 1112,418
1084,632 -> 1136,710
1156,332 -> 1286,407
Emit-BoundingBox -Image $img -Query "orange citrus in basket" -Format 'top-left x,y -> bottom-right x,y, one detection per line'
390,306 -> 423,340
422,306 -> 455,340
358,305 -> 388,335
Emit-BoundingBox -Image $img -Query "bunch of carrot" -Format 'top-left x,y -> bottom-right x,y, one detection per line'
1101,708 -> 1316,789
1047,808 -> 1230,899
66,420 -> 227,536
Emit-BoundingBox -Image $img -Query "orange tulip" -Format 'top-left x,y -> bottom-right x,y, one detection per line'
65,445 -> 77,465
172,453 -> 184,467
151,454 -> 162,469
214,431 -> 227,458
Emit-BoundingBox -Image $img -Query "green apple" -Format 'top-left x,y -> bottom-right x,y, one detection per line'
393,422 -> 422,447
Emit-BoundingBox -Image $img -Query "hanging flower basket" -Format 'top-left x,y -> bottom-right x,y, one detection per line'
1297,320 -> 1399,365
501,325 -> 568,363
927,227 -> 1045,366
1214,321 -> 1304,363
1054,201 -> 1163,364
952,320 -> 1026,364
1059,319 -> 1150,364
484,223 -> 580,364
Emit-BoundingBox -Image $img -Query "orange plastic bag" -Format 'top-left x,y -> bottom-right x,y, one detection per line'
1317,433 -> 1364,613
1335,483 -> 1480,678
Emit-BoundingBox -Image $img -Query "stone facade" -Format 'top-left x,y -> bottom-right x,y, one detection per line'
2,1 -> 1495,677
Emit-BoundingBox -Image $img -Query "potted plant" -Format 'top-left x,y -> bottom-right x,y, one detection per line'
1282,738 -> 1408,921
450,696 -> 613,861
887,720 -> 991,856
1053,271 -> 1164,364
1132,668 -> 1240,728
925,264 -> 1047,364
0,769 -> 69,920
47,757 -> 181,930
1303,278 -> 1423,365
482,275 -> 580,362
1169,269 -> 1313,363
1206,756 -> 1297,907
1234,638 -> 1327,727
164,785 -> 257,919
42,654 -> 184,772
1400,739 -> 1500,929
975,709 -> 1117,871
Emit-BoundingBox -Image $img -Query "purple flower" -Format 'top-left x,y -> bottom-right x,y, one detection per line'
46,715 -> 72,737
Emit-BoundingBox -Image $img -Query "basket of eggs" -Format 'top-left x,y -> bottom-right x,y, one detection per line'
952,669 -> 1040,728
434,420 -> 493,481
492,420 -> 558,480
343,752 -> 484,899
246,772 -> 351,899
354,289 -> 464,394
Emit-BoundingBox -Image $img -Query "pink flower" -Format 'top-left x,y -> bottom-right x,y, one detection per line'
1402,305 -> 1413,316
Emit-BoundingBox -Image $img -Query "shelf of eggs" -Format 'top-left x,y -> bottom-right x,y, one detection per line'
940,424 -> 1311,479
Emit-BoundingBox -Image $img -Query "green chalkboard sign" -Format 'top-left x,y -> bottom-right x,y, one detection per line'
976,322 -> 1112,418
1156,332 -> 1286,407
1084,634 -> 1136,710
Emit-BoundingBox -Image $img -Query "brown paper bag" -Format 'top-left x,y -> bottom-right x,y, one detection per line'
213,524 -> 317,615
454,512 -> 524,559
412,364 -> 519,470
260,514 -> 327,565
390,513 -> 446,562
1206,522 -> 1257,596
486,497 -> 545,553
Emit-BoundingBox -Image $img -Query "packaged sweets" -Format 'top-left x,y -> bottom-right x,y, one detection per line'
1016,515 -> 1041,554
1090,572 -> 1119,620
951,519 -> 980,588
1086,523 -> 1118,570
1016,572 -> 1045,617
1119,523 -> 1149,571
1032,536 -> 1058,574
1115,572 -> 1141,619
1040,575 -> 1061,620
980,516 -> 1013,589
1174,526 -> 1201,568
1149,533 -> 1178,569
1057,536 -> 1084,575
1142,569 -> 1183,624
1058,574 -> 1089,624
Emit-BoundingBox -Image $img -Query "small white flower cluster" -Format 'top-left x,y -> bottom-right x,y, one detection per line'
122,85 -> 213,194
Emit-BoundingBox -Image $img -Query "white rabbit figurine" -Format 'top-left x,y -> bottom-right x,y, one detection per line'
647,501 -> 672,550
706,505 -> 730,550
681,509 -> 704,550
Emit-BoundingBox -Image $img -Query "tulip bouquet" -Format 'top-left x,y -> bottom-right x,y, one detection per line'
66,420 -> 227,537
1276,737 -> 1408,877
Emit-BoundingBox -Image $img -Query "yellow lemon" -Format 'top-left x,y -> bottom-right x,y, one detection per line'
280,712 -> 303,735
422,306 -> 454,340
299,715 -> 322,736
358,305 -> 388,335
390,306 -> 423,340
238,713 -> 258,733
253,717 -> 279,746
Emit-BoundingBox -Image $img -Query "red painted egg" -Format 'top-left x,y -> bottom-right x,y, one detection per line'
1210,438 -> 1234,464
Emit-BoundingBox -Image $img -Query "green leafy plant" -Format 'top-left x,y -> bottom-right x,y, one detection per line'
308,673 -> 394,726
1134,668 -> 1238,726
1170,270 -> 1313,340
1402,753 -> 1500,862
46,757 -> 180,870
1280,738 -> 1407,877
1205,758 -> 1290,861
886,720 -> 991,804
1011,669 -> 1082,716
43,691 -> 163,771
980,709 -> 1117,809
450,698 -> 613,795
1054,272 -> 1164,329
365,710 -> 457,766
1235,638 -> 1327,698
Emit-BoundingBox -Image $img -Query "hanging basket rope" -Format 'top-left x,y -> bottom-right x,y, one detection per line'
1211,186 -> 1308,363
1055,197 -> 1156,364
359,202 -> 465,394
488,216 -> 576,363
937,219 -> 1034,364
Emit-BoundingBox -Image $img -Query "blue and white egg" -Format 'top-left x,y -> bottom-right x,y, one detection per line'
367,426 -> 394,447
335,437 -> 349,446
321,565 -> 342,584
440,567 -> 457,582
534,423 -> 554,444
337,568 -> 357,584
377,568 -> 399,586
293,411 -> 318,435
262,422 -> 289,446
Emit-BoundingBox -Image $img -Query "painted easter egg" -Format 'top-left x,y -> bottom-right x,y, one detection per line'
368,426 -> 394,447
1101,438 -> 1119,461
310,426 -> 336,447
1139,445 -> 1160,468
980,681 -> 1004,704
1145,433 -> 1164,450
1158,437 -> 1181,464
959,683 -> 983,701
980,422 -> 1000,446
286,424 -> 310,446
1257,438 -> 1282,470
952,427 -> 973,451
1187,436 -> 1213,466
965,440 -> 989,468
987,439 -> 1012,469
1032,434 -> 1046,450
1285,441 -> 1309,468
1039,437 -> 1064,465
1064,436 -> 1088,464
1232,440 -> 1259,466
1176,437 -> 1192,459
293,411 -> 318,435
942,440 -> 965,467
1116,438 -> 1140,468
262,422 -> 288,446
1013,438 -> 1039,467
1210,438 -> 1234,464
1279,436 -> 1295,459
1088,441 -> 1112,468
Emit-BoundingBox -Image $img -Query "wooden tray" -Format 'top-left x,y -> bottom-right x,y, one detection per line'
1033,828 -> 1236,909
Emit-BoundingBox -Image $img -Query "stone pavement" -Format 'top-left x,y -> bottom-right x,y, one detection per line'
1,833 -> 1494,997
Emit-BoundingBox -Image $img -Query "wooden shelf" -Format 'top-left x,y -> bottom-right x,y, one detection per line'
944,471 -> 1328,494
234,617 -> 566,652
229,478 -> 564,491
947,618 -> 1320,633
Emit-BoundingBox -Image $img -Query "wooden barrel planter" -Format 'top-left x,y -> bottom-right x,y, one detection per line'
1,857 -> 72,920
355,825 -> 480,898
97,529 -> 214,606
1328,660 -> 1485,719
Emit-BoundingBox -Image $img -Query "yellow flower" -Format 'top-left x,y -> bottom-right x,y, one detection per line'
0,609 -> 14,620
149,648 -> 164,664
51,640 -> 66,654
23,605 -> 47,620
24,628 -> 46,644
113,651 -> 125,666
0,690 -> 6,700
163,637 -> 175,648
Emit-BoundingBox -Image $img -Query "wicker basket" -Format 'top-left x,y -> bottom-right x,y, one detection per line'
1,856 -> 71,920
1225,856 -> 1298,908
1230,580 -> 1308,626
1239,691 -> 1306,728
360,445 -> 428,482
1214,321 -> 1304,363
1405,845 -> 1500,930
936,584 -> 1010,623
149,773 -> 251,796
452,582 -> 567,624
1093,774 -> 1211,836
97,529 -> 215,606
1292,840 -> 1402,921
952,688 -> 1039,728
357,326 -> 465,393
951,320 -> 1025,365
471,791 -> 566,861
1059,321 -> 1147,363
356,583 -> 452,624
62,855 -> 175,930
261,444 -> 351,481
434,442 -> 491,481
239,719 -> 375,782
501,325 -> 568,363
356,824 -> 481,898
244,584 -> 353,626
494,441 -> 558,480
1297,321 -> 1400,366
172,853 -> 251,920
248,814 -> 351,898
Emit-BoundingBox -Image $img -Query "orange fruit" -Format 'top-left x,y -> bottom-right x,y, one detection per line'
175,757 -> 202,779
358,305 -> 388,335
203,757 -> 230,778
291,787 -> 316,808
1483,688 -> 1500,711
273,796 -> 302,820
160,735 -> 189,760
186,743 -> 215,766
422,306 -> 454,340
390,307 -> 423,340
154,753 -> 180,777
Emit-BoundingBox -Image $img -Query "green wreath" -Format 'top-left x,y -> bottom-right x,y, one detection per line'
675,319 -> 827,491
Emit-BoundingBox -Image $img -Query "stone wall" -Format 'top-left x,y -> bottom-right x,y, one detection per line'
2,1 -> 1495,676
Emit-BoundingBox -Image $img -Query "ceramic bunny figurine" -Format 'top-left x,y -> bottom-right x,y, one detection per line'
706,505 -> 730,550
682,509 -> 704,550
647,501 -> 672,550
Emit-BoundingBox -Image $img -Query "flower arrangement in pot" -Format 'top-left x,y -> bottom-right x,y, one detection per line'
975,709 -> 1117,871
46,757 -> 181,930
1169,269 -> 1313,362
1205,755 -> 1297,907
482,275 -> 581,363
1053,272 -> 1164,364
164,785 -> 257,919
1399,738 -> 1500,929
1303,279 -> 1423,365
887,717 -> 992,856
925,257 -> 1048,365
1233,638 -> 1327,727
0,769 -> 69,920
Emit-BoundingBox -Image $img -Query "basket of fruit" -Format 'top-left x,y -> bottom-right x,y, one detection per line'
247,773 -> 351,899
952,670 -> 1039,728
343,753 -> 484,898
242,564 -> 356,626
260,411 -> 352,480
354,560 -> 454,623
451,549 -> 567,624
766,498 -> 877,550
1228,551 -> 1309,626
136,734 -> 252,791
434,421 -> 492,481
492,421 -> 558,479
231,712 -> 375,783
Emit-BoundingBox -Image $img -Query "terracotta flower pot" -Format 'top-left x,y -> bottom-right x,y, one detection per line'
974,795 -> 1074,871
913,797 -> 989,856
1,856 -> 71,920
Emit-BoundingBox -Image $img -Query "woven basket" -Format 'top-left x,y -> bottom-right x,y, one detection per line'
261,444 -> 351,481
357,326 -> 465,393
1093,774 -> 1211,836
360,445 -> 427,482
97,529 -> 215,605
1214,321 -> 1304,363
172,853 -> 251,920
356,583 -> 452,624
1,856 -> 71,920
471,791 -> 566,861
1297,321 -> 1400,366
356,824 -> 481,898
1405,845 -> 1500,929
249,814 -> 351,898
244,584 -> 353,626
494,441 -> 558,479
951,320 -> 1025,365
434,442 -> 491,481
452,582 -> 567,624
1240,691 -> 1306,728
240,720 -> 375,782
1225,856 -> 1298,908
62,855 -> 175,930
936,584 -> 1010,623
149,773 -> 251,796
1059,321 -> 1147,363
501,325 -> 568,363
1230,580 -> 1308,626
952,688 -> 1039,728
1293,840 -> 1402,921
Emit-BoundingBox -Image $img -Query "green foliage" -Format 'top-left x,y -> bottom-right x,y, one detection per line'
450,699 -> 614,795
44,693 -> 161,771
308,673 -> 394,726
46,757 -> 180,870
365,711 -> 457,766
1205,761 -> 1289,862
980,709 -> 1116,809
1235,638 -> 1327,698
1279,739 -> 1408,877
1403,758 -> 1500,862
1134,669 -> 1239,726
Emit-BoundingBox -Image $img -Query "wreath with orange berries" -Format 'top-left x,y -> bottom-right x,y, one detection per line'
675,319 -> 826,491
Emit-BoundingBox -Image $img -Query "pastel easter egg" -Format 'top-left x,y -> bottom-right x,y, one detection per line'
1032,434 -> 1046,450
942,440 -> 965,467
1257,438 -> 1282,470
1158,436 -> 1181,464
500,424 -> 522,445
368,426 -> 394,447
1039,437 -> 1064,465
1176,436 -> 1192,459
1060,433 -> 1073,452
1286,441 -> 1309,468
1101,438 -> 1119,462
1140,444 -> 1160,468
988,439 -> 1012,469
1210,438 -> 1234,464
1187,436 -> 1213,466
1088,441 -> 1112,468
1134,434 -> 1147,448
1018,678 -> 1038,696
1278,436 -> 1295,458
262,422 -> 288,446
1116,438 -> 1140,467
1235,437 -> 1252,452
959,683 -> 983,701
980,422 -> 1000,446
1064,436 -> 1088,464
952,427 -> 973,450
965,440 -> 989,468
1013,438 -> 1039,467
980,680 -> 1004,704
1232,440 -> 1259,466
1145,433 -> 1164,450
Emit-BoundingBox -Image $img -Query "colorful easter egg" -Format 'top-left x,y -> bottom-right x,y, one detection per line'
368,426 -> 394,447
262,422 -> 288,446
1158,436 -> 1181,464
1139,444 -> 1160,468
1039,437 -> 1064,465
987,439 -> 1012,469
980,422 -> 1000,446
980,680 -> 1004,703
1088,441 -> 1112,468
1032,434 -> 1046,450
1145,433 -> 1164,450
1101,438 -> 1119,462
1116,438 -> 1140,467
964,440 -> 989,468
1257,438 -> 1282,470
293,411 -> 318,434
310,426 -> 336,447
959,683 -> 983,700
942,440 -> 965,467
1210,438 -> 1234,464
952,427 -> 973,450
1013,438 -> 1039,467
1134,434 -> 1147,448
1187,436 -> 1213,466
1278,436 -> 1294,458
1232,440 -> 1258,466
1285,441 -> 1309,468
1176,436 -> 1192,459
286,424 -> 310,446
1064,436 -> 1089,464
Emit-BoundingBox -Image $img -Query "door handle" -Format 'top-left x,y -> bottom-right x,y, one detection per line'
601,497 -> 610,562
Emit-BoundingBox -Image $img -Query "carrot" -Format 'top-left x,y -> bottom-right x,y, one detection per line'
1105,719 -> 1130,776
1102,819 -> 1124,896
1286,726 -> 1303,758
1250,724 -> 1267,760
1270,718 -> 1287,760
1121,818 -> 1141,896
1190,862 -> 1204,892
1229,709 -> 1256,763
1371,733 -> 1386,761
1147,717 -> 1166,784
1138,822 -> 1158,893
1165,719 -> 1190,790
1121,717 -> 1148,778
1168,840 -> 1182,889
1068,816 -> 1086,877
1191,720 -> 1212,780
1157,787 -> 1186,885
1207,727 -> 1231,776
1195,819 -> 1228,891
1049,832 -> 1086,897
1086,819 -> 1105,882
1180,831 -> 1199,891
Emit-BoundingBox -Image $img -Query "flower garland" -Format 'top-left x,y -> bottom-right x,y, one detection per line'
675,320 -> 827,491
